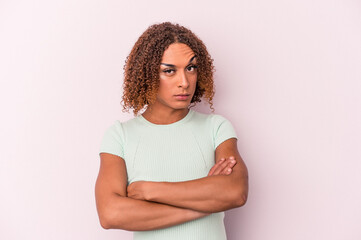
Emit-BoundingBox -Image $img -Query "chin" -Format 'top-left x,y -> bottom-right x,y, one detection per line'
168,102 -> 191,110
156,97 -> 192,110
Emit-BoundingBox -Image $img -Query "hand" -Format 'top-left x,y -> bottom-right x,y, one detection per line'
127,181 -> 152,201
207,156 -> 237,176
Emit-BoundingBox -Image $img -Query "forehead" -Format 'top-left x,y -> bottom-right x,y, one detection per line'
161,43 -> 195,64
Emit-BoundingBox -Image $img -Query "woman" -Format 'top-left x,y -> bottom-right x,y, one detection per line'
95,22 -> 248,240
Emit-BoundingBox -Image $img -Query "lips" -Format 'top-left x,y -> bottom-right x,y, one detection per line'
174,94 -> 190,100
175,94 -> 190,96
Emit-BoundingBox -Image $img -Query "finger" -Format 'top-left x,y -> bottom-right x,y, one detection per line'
208,158 -> 225,176
213,157 -> 234,175
217,156 -> 236,175
221,156 -> 236,175
221,160 -> 237,175
208,158 -> 227,176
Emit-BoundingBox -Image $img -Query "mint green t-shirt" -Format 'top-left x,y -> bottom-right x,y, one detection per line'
99,109 -> 237,240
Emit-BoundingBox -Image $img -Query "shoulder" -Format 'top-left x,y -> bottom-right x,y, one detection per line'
190,110 -> 233,128
100,116 -> 144,157
209,113 -> 232,126
101,116 -> 139,142
106,120 -> 123,132
191,111 -> 237,149
105,115 -> 142,133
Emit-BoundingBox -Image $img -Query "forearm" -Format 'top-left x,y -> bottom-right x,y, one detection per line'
146,174 -> 247,213
149,139 -> 248,212
127,139 -> 249,213
98,193 -> 208,231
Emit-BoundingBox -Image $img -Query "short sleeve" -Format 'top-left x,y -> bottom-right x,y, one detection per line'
99,121 -> 125,158
211,115 -> 238,149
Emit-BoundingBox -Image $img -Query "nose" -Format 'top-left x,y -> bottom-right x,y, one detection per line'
178,70 -> 189,88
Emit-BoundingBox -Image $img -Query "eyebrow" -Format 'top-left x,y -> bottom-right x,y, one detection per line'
160,55 -> 196,67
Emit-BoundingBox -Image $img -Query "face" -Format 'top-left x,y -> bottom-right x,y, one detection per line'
154,43 -> 197,112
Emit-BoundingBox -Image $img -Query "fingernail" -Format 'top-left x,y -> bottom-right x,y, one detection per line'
231,160 -> 236,164
228,168 -> 231,172
229,156 -> 235,160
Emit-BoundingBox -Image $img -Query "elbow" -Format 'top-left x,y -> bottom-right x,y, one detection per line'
98,211 -> 115,230
230,187 -> 248,208
99,218 -> 111,230
215,189 -> 247,212
98,208 -> 126,230
233,176 -> 249,208
234,192 -> 248,207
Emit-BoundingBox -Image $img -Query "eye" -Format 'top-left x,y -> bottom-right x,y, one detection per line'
162,68 -> 175,74
186,65 -> 198,72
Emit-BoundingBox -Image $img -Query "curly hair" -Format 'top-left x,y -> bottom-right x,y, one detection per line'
121,22 -> 215,115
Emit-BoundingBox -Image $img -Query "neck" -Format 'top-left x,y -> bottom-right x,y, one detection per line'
142,107 -> 190,125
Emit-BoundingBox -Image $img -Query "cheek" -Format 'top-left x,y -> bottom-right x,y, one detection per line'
159,74 -> 167,81
158,79 -> 173,95
190,75 -> 198,88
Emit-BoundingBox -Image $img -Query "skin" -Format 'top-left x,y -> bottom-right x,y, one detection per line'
95,43 -> 249,230
142,43 -> 198,124
127,140 -> 248,213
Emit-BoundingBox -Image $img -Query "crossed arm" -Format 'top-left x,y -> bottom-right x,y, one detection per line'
95,138 -> 248,231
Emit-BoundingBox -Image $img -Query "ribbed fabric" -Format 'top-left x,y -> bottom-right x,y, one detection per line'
99,109 -> 237,240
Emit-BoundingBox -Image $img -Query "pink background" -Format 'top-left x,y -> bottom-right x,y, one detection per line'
1,0 -> 360,239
